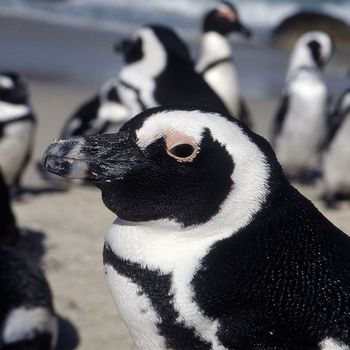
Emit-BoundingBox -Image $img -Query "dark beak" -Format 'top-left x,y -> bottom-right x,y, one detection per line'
114,39 -> 132,54
236,21 -> 252,38
42,132 -> 146,182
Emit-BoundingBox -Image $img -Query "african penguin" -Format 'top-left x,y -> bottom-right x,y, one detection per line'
115,25 -> 230,116
321,87 -> 350,207
60,77 -> 129,138
0,247 -> 58,350
271,31 -> 333,183
196,1 -> 252,127
0,169 -> 19,246
0,170 -> 57,349
44,106 -> 350,350
0,72 -> 36,194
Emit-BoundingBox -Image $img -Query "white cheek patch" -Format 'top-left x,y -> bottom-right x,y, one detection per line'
0,76 -> 15,89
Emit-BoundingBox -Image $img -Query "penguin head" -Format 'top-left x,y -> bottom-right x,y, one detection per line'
203,1 -> 251,38
289,31 -> 333,71
43,107 -> 283,231
114,25 -> 192,65
0,72 -> 28,105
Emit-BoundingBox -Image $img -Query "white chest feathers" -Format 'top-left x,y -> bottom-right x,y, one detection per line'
196,32 -> 240,116
0,119 -> 34,186
275,71 -> 328,175
103,219 -> 229,350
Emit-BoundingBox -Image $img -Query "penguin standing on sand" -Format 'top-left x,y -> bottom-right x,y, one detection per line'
60,77 -> 129,138
115,25 -> 230,116
271,31 -> 333,183
321,87 -> 350,207
196,1 -> 252,126
0,72 -> 36,194
0,169 -> 57,349
44,106 -> 350,350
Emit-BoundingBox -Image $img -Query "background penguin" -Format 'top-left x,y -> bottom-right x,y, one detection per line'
196,1 -> 252,127
59,77 -> 129,138
44,106 -> 350,350
0,247 -> 58,350
115,24 -> 230,116
0,169 -> 20,246
321,87 -> 350,208
271,31 -> 333,183
0,168 -> 57,349
0,72 -> 36,195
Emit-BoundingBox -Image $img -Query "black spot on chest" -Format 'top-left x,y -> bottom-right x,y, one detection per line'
103,244 -> 211,350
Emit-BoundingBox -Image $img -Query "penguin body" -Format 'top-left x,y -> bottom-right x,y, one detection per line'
0,170 -> 19,245
44,107 -> 350,350
116,25 -> 230,116
60,77 -> 129,138
0,73 -> 36,191
0,170 -> 57,349
0,247 -> 58,350
271,32 -> 333,182
196,1 -> 251,126
321,88 -> 350,207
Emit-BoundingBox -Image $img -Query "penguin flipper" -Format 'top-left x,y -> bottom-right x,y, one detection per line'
271,94 -> 289,146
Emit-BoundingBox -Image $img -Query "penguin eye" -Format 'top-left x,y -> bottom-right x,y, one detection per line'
166,142 -> 199,162
164,129 -> 199,162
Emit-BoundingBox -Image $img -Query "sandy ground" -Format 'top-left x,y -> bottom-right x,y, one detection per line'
9,77 -> 350,350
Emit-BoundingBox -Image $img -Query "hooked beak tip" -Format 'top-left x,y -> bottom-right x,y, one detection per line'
41,138 -> 90,180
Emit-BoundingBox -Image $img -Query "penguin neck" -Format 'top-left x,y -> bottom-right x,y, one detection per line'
0,101 -> 30,123
120,34 -> 167,86
286,46 -> 320,82
196,31 -> 232,72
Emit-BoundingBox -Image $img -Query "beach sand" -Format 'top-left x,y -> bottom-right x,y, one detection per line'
2,13 -> 350,350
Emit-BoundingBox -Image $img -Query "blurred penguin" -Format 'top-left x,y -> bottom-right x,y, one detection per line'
0,169 -> 57,349
0,72 -> 36,195
115,24 -> 230,115
196,1 -> 252,127
271,31 -> 333,183
60,77 -> 129,138
0,169 -> 19,246
321,87 -> 350,207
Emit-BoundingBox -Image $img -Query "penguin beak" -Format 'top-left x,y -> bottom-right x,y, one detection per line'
235,21 -> 252,38
41,132 -> 147,182
114,39 -> 132,54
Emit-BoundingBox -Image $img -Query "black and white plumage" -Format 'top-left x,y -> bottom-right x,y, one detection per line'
115,25 -> 230,116
60,77 -> 129,138
0,170 -> 57,349
271,31 -> 333,182
196,1 -> 252,127
0,247 -> 58,350
44,106 -> 350,350
0,72 -> 36,192
321,87 -> 350,207
0,169 -> 19,246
